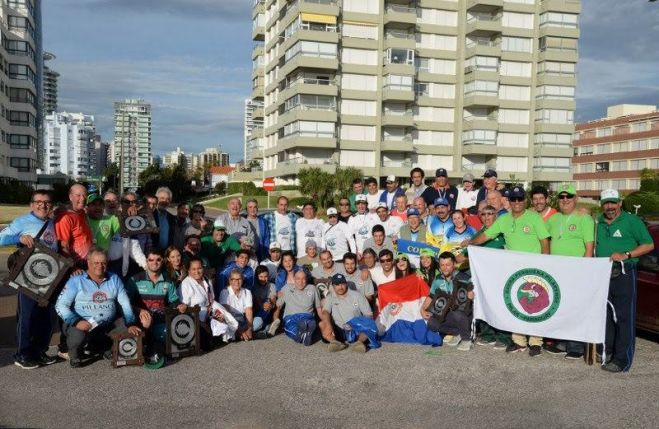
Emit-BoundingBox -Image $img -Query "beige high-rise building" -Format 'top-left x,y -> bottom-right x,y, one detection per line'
111,98 -> 152,191
250,0 -> 580,186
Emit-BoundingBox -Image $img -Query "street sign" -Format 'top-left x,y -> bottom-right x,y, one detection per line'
263,177 -> 275,192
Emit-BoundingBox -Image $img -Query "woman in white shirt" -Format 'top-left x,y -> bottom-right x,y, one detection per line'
219,269 -> 254,341
178,257 -> 214,350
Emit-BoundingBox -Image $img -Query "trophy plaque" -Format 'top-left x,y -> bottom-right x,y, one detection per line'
429,289 -> 454,323
111,331 -> 145,368
2,243 -> 73,305
120,210 -> 159,237
165,305 -> 201,358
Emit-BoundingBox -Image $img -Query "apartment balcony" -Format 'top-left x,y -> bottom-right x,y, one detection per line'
250,127 -> 264,139
279,31 -> 339,58
252,25 -> 265,42
534,122 -> 575,134
382,84 -> 415,102
252,106 -> 264,119
384,4 -> 417,27
381,112 -> 415,127
536,72 -> 576,87
540,0 -> 582,14
538,46 -> 578,63
252,44 -> 264,60
275,158 -> 337,177
532,168 -> 572,183
384,30 -> 416,50
534,144 -> 573,159
466,0 -> 503,8
463,91 -> 500,108
463,114 -> 498,131
461,143 -> 498,156
465,14 -> 503,37
279,77 -> 337,104
383,62 -> 416,76
298,0 -> 340,16
535,98 -> 576,111
278,54 -> 339,82
277,133 -> 337,152
279,105 -> 338,126
381,137 -> 414,152
465,39 -> 501,58
539,25 -> 580,40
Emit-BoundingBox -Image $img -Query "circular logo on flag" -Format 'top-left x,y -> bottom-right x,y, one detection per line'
503,268 -> 560,323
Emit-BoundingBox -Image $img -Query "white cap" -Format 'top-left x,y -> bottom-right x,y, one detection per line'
600,189 -> 621,204
386,175 -> 396,183
269,242 -> 281,250
326,207 -> 338,215
376,202 -> 388,210
213,219 -> 226,229
355,194 -> 368,203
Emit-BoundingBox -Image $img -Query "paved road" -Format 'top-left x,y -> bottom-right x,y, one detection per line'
0,335 -> 657,428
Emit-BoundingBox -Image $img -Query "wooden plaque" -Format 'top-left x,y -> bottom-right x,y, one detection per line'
120,209 -> 159,237
165,305 -> 201,358
2,243 -> 74,305
429,289 -> 454,323
111,331 -> 145,368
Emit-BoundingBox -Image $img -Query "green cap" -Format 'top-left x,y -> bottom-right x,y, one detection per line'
419,248 -> 436,258
557,183 -> 576,196
87,193 -> 103,204
395,252 -> 409,260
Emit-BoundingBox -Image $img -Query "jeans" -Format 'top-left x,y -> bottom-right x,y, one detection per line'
606,265 -> 637,371
64,318 -> 127,361
15,292 -> 54,360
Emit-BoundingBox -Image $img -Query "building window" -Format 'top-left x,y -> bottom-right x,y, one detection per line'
9,87 -> 35,105
4,39 -> 35,59
386,48 -> 414,65
630,159 -> 647,170
597,144 -> 611,154
10,157 -> 33,172
9,134 -> 34,148
8,64 -> 36,82
501,37 -> 532,53
539,12 -> 579,28
630,139 -> 649,151
595,162 -> 610,172
630,122 -> 648,133
9,110 -> 35,127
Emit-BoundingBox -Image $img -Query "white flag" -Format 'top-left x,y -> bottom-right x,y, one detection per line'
469,246 -> 611,343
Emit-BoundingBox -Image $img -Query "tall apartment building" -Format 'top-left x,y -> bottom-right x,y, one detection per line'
43,112 -> 95,178
572,104 -> 659,199
0,0 -> 43,186
244,98 -> 264,166
199,147 -> 229,167
250,0 -> 580,186
111,98 -> 151,191
88,134 -> 109,177
42,51 -> 58,115
162,146 -> 187,169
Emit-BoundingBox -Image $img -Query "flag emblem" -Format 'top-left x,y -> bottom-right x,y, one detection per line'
503,268 -> 560,323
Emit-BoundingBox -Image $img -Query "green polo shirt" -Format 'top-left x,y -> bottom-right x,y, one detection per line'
201,234 -> 240,269
88,214 -> 120,251
547,211 -> 595,257
484,210 -> 549,254
462,226 -> 505,256
596,211 -> 653,264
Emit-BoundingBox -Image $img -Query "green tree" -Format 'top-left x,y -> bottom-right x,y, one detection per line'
298,167 -> 335,209
623,191 -> 659,216
214,181 -> 227,195
334,167 -> 363,198
102,162 -> 120,192
138,162 -> 162,187
640,168 -> 659,193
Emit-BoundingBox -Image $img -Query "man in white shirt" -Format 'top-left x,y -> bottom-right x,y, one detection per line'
348,195 -> 376,259
365,177 -> 383,213
219,269 -> 254,341
295,202 -> 324,258
369,249 -> 396,286
259,242 -> 282,282
456,173 -> 478,211
263,196 -> 298,253
405,167 -> 428,202
372,202 -> 404,239
322,207 -> 355,261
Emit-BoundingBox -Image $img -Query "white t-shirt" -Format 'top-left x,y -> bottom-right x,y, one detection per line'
374,215 -> 405,238
369,266 -> 396,286
295,217 -> 324,258
366,191 -> 383,212
219,287 -> 253,322
322,221 -> 355,261
274,212 -> 293,251
178,276 -> 213,321
457,186 -> 478,210
348,212 -> 377,255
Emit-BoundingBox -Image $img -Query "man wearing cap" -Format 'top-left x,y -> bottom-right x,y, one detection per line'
86,194 -> 120,252
259,242 -> 282,282
421,168 -> 459,211
427,198 -> 454,246
467,186 -> 550,357
297,240 -> 321,270
261,195 -> 299,255
405,167 -> 428,203
379,175 -> 405,210
201,219 -> 241,271
596,188 -> 654,373
348,194 -> 376,259
476,169 -> 499,207
295,202 -> 324,259
320,273 -> 374,353
322,207 -> 355,262
364,177 -> 383,213
342,252 -> 375,303
348,178 -> 365,212
372,202 -> 404,239
457,173 -> 478,211
545,183 -> 594,359
531,186 -> 557,222
363,224 -> 396,257
399,208 -> 427,268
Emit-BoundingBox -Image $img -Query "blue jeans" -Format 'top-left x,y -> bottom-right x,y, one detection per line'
16,292 -> 54,360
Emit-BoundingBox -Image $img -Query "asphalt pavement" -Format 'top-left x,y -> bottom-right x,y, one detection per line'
0,334 -> 657,428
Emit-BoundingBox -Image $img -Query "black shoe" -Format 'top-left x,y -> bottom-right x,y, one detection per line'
37,353 -> 58,366
14,356 -> 40,369
543,343 -> 565,355
70,358 -> 83,368
102,350 -> 113,361
529,345 -> 542,357
253,331 -> 269,340
505,344 -> 527,353
565,352 -> 583,360
602,362 -> 623,373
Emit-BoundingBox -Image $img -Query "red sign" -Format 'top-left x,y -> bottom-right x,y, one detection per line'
263,177 -> 275,192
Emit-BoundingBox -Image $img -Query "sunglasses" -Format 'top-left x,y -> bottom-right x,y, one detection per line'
121,199 -> 137,205
480,212 -> 495,216
509,197 -> 525,203
558,195 -> 575,200
379,258 -> 393,263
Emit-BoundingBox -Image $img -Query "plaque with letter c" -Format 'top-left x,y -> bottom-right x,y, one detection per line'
165,305 -> 201,358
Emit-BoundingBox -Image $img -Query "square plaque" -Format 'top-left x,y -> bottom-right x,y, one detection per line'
165,305 -> 201,358
111,331 -> 145,368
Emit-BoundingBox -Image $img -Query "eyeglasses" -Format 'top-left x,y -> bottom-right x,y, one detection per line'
32,200 -> 53,206
509,197 -> 525,203
396,258 -> 408,262
379,258 -> 393,263
558,195 -> 575,200
121,199 -> 137,205
104,199 -> 118,205
479,212 -> 495,216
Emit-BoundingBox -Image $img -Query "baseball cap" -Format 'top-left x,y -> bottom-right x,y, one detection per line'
557,183 -> 577,196
355,194 -> 368,203
483,169 -> 497,178
87,194 -> 103,204
502,188 -> 511,198
406,208 -> 420,217
509,187 -> 526,199
305,240 -> 317,249
433,197 -> 449,206
376,202 -> 388,210
269,242 -> 281,250
419,248 -> 436,258
386,175 -> 396,183
435,168 -> 448,178
331,273 -> 347,285
326,207 -> 338,216
395,252 -> 409,260
600,189 -> 621,204
213,219 -> 226,230
462,173 -> 474,183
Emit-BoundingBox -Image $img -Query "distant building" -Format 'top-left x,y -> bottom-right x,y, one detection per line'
43,112 -> 95,178
208,166 -> 235,188
199,147 -> 229,167
88,135 -> 109,177
111,98 -> 152,191
43,52 -> 58,115
244,98 -> 263,167
162,146 -> 187,169
572,104 -> 659,198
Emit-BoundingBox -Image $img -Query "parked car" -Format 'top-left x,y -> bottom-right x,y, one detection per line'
637,223 -> 659,335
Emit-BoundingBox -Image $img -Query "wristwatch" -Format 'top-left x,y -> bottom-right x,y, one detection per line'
625,251 -> 632,259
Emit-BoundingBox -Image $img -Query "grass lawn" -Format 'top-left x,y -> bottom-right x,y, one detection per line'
0,205 -> 30,224
204,191 -> 305,210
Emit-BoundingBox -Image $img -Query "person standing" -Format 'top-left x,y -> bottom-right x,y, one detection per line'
405,167 -> 428,202
379,175 -> 405,210
245,198 -> 267,260
295,202 -> 324,259
261,196 -> 298,254
322,207 -> 355,261
467,186 -> 550,357
337,197 -> 353,224
476,169 -> 499,207
221,197 -> 254,243
531,185 -> 557,222
153,187 -> 176,250
348,195 -> 376,259
421,168 -> 459,211
348,178 -> 365,213
365,177 -> 383,213
596,189 -> 654,373
172,202 -> 191,250
456,173 -> 478,211
86,194 -> 120,251
0,191 -> 58,369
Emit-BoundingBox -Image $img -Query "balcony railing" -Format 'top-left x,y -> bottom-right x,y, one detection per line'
386,4 -> 416,14
466,14 -> 502,23
466,40 -> 501,48
286,76 -> 335,89
286,102 -> 336,112
384,84 -> 414,91
385,30 -> 415,40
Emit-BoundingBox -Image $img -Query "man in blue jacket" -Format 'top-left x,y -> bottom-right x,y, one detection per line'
379,175 -> 405,210
0,190 -> 58,369
56,248 -> 141,368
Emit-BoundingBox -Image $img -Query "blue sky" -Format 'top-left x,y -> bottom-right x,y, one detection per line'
43,0 -> 659,162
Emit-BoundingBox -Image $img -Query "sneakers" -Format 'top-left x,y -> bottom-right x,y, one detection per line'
506,343 -> 527,353
267,319 -> 280,337
565,352 -> 583,360
37,353 -> 58,366
444,335 -> 462,347
350,342 -> 367,353
69,358 -> 83,368
328,340 -> 348,353
57,351 -> 69,361
602,362 -> 623,373
493,341 -> 508,350
543,343 -> 565,355
457,340 -> 473,351
14,356 -> 39,369
253,331 -> 269,340
529,345 -> 542,357
476,337 -> 495,346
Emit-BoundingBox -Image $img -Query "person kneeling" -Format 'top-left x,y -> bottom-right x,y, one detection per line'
420,252 -> 474,351
319,274 -> 379,353
218,270 -> 254,341
270,271 -> 321,346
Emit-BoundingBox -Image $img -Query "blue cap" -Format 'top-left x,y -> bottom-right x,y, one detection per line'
406,208 -> 420,217
435,168 -> 448,177
483,169 -> 497,178
509,187 -> 526,199
502,188 -> 511,198
433,197 -> 449,206
331,273 -> 347,284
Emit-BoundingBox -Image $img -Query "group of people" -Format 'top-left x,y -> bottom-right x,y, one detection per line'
1,166 -> 653,373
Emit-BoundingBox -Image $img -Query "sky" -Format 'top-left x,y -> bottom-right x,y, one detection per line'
43,0 -> 659,162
